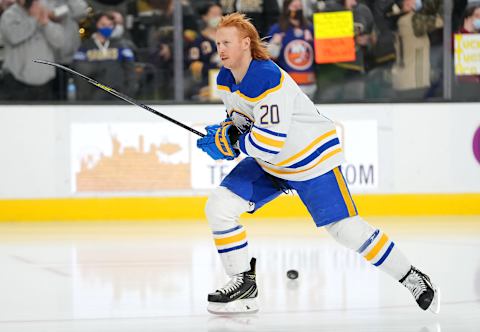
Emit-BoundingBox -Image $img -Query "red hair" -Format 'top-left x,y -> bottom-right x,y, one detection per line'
218,12 -> 270,60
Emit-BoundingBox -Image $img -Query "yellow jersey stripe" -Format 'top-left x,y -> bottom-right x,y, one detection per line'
217,85 -> 230,92
214,230 -> 247,246
252,131 -> 285,149
261,148 -> 342,175
235,73 -> 284,102
276,129 -> 336,167
333,167 -> 356,217
364,234 -> 388,261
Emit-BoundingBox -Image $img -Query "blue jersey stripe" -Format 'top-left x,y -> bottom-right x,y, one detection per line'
218,241 -> 248,253
253,125 -> 287,138
373,242 -> 395,266
287,138 -> 340,169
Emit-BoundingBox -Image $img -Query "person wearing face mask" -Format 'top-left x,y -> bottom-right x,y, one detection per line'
266,0 -> 316,99
459,4 -> 480,33
73,12 -> 136,100
453,4 -> 480,100
44,0 -> 88,100
108,10 -> 138,57
0,0 -> 63,100
185,2 -> 223,100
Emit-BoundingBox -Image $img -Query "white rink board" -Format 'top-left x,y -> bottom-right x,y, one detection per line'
0,103 -> 479,198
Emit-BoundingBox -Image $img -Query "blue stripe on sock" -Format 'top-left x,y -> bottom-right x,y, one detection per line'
217,241 -> 248,253
357,229 -> 380,253
373,242 -> 395,267
213,225 -> 242,235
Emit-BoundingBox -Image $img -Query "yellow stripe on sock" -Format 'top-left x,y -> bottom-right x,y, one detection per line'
214,231 -> 247,246
364,233 -> 388,261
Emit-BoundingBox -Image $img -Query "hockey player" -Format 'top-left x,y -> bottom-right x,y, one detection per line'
197,12 -> 440,315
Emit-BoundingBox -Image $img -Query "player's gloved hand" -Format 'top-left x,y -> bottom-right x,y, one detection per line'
197,124 -> 240,160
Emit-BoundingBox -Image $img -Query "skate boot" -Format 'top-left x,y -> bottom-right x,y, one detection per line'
400,266 -> 440,314
207,257 -> 258,314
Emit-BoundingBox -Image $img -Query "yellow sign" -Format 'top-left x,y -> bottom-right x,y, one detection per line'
313,11 -> 354,39
454,34 -> 480,75
313,11 -> 355,64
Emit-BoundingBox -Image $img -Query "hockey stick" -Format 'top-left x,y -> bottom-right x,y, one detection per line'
33,59 -> 205,137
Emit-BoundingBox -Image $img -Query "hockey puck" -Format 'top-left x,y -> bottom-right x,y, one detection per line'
286,269 -> 299,280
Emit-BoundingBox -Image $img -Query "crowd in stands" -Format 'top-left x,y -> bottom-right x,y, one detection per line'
0,0 -> 479,103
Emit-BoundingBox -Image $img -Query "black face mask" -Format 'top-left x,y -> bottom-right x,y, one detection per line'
24,0 -> 35,9
288,9 -> 303,21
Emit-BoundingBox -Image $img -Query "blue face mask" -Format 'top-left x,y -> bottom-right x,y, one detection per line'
98,27 -> 113,39
474,18 -> 480,31
415,0 -> 423,11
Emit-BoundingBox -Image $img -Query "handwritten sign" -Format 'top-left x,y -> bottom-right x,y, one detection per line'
454,34 -> 480,75
313,11 -> 355,63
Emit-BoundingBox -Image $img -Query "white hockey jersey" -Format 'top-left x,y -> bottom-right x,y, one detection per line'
217,59 -> 344,181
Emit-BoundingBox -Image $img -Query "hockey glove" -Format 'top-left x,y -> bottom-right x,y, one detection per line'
197,124 -> 240,160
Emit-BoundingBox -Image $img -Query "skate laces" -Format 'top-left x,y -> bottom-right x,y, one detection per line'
402,270 -> 427,299
218,274 -> 244,295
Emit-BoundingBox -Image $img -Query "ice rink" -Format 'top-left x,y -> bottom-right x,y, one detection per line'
0,216 -> 479,332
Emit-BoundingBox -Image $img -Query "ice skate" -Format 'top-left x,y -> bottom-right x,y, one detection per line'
207,258 -> 258,314
400,266 -> 440,314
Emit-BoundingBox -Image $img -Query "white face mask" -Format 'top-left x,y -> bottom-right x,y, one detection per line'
474,18 -> 480,31
111,25 -> 124,39
415,0 -> 423,11
208,16 -> 221,28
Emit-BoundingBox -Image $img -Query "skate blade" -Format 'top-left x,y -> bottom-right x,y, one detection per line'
207,298 -> 259,315
428,285 -> 441,314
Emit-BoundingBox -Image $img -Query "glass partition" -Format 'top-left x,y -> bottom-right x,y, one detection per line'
0,0 -> 479,104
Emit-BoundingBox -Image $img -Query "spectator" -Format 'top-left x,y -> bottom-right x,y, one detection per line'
185,2 -> 222,101
267,0 -> 316,98
0,0 -> 15,68
108,10 -> 138,54
0,0 -> 63,101
412,0 -> 443,98
73,12 -> 136,100
389,0 -> 431,99
46,0 -> 89,100
362,0 -> 397,99
147,0 -> 198,99
453,3 -> 480,100
317,0 -> 376,102
453,0 -> 469,32
219,0 -> 280,37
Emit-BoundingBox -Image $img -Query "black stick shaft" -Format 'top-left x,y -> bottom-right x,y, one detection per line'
33,59 -> 205,137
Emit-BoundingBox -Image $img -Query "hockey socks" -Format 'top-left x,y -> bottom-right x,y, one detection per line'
326,216 -> 411,280
212,225 -> 250,276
